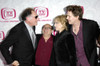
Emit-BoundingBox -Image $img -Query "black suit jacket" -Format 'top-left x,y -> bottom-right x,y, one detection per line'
82,19 -> 99,66
54,30 -> 76,66
69,19 -> 99,66
0,21 -> 37,65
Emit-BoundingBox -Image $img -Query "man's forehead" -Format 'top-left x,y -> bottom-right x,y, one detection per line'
31,11 -> 37,15
44,24 -> 51,27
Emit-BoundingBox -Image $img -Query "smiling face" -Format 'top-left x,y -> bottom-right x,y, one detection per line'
42,24 -> 52,36
65,5 -> 83,25
53,15 -> 67,33
54,20 -> 63,32
26,11 -> 39,26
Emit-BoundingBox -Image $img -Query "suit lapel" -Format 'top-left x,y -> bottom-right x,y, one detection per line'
82,21 -> 87,47
22,22 -> 32,42
82,20 -> 89,55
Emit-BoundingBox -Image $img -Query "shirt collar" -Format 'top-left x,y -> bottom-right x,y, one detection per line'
24,21 -> 33,32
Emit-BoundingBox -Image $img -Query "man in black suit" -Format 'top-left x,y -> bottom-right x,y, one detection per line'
65,5 -> 99,66
0,8 -> 39,66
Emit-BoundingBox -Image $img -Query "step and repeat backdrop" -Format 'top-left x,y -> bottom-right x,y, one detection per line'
0,0 -> 100,66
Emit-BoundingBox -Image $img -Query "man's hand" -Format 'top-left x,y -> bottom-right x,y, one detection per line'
97,44 -> 100,48
12,60 -> 19,66
96,40 -> 100,47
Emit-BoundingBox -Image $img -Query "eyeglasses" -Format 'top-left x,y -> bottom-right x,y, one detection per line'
43,27 -> 52,30
35,15 -> 38,19
29,15 -> 38,19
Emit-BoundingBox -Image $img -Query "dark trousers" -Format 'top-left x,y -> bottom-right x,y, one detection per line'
57,63 -> 70,66
19,62 -> 33,66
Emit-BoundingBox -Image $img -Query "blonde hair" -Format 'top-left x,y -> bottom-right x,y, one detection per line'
54,15 -> 68,30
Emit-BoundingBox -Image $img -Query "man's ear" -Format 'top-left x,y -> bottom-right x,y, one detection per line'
26,17 -> 29,20
77,16 -> 79,19
26,16 -> 31,21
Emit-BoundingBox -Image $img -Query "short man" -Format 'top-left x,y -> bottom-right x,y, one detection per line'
35,24 -> 54,66
0,8 -> 39,66
65,5 -> 99,66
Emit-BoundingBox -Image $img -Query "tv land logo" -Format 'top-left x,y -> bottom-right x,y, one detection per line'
0,31 -> 5,43
34,7 -> 49,18
1,8 -> 16,20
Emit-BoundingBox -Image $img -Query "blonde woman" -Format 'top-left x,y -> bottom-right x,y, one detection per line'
53,15 -> 76,66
